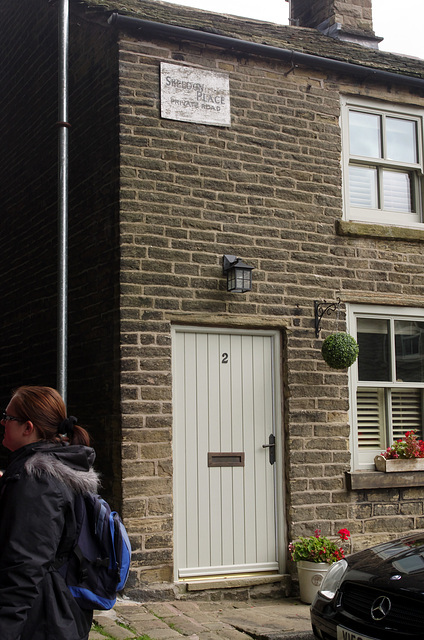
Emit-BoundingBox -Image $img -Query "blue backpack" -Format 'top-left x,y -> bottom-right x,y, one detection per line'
56,493 -> 131,610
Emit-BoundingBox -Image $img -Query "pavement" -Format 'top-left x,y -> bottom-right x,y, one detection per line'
90,597 -> 315,640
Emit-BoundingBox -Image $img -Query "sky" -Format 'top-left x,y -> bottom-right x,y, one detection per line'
162,0 -> 424,60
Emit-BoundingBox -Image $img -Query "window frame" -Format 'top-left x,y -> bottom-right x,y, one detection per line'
341,96 -> 424,228
348,304 -> 424,471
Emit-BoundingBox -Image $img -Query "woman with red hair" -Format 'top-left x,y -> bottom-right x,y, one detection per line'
0,386 -> 99,640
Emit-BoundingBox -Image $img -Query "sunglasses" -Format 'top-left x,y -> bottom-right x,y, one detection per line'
1,412 -> 24,423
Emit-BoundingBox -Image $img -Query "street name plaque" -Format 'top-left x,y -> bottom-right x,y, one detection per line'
160,62 -> 231,127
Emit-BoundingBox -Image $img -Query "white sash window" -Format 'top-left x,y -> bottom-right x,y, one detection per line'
348,305 -> 424,470
341,97 -> 424,227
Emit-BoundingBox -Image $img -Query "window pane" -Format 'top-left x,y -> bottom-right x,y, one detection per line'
386,117 -> 417,163
357,388 -> 385,449
349,166 -> 378,208
395,320 -> 424,382
357,387 -> 423,452
391,389 -> 423,440
382,170 -> 412,212
357,318 -> 390,381
349,111 -> 381,158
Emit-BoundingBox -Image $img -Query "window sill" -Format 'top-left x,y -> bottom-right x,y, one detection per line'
347,470 -> 424,490
336,220 -> 424,242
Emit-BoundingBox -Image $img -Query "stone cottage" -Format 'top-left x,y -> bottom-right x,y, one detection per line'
2,0 -> 424,599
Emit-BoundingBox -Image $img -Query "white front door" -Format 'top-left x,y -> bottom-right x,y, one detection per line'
172,326 -> 284,579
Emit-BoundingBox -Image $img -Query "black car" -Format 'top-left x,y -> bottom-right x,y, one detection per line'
310,533 -> 424,640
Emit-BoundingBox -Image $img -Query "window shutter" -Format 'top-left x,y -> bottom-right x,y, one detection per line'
357,388 -> 384,449
391,389 -> 422,439
349,166 -> 377,208
382,170 -> 412,212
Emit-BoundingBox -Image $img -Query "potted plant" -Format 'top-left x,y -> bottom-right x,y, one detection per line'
289,528 -> 350,603
374,430 -> 424,472
321,333 -> 359,369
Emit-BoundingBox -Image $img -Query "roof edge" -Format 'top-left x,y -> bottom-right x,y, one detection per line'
108,13 -> 424,90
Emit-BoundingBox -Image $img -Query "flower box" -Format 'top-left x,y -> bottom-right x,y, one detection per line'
374,455 -> 424,472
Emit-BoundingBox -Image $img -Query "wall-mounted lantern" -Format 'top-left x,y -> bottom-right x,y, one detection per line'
222,255 -> 254,293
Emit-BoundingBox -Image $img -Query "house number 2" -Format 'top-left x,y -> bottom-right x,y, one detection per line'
221,353 -> 229,364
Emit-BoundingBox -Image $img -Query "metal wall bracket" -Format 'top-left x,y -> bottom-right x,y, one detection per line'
314,297 -> 341,338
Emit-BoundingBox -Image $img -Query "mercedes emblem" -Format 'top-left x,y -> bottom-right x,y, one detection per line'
371,595 -> 391,621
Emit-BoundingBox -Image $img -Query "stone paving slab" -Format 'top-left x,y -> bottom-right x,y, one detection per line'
161,616 -> 207,635
90,631 -> 109,640
92,609 -> 137,639
91,597 -> 314,640
196,631 -> 251,640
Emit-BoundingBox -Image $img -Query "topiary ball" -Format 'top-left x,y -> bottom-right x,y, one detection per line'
321,332 -> 359,369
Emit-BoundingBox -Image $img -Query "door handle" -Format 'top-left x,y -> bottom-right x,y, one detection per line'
262,433 -> 275,465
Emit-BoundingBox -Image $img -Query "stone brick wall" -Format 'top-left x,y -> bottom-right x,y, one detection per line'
290,0 -> 374,33
3,0 -> 424,598
116,27 -> 424,589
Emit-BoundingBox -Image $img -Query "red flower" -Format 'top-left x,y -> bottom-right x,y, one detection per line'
382,431 -> 424,460
337,528 -> 351,541
289,526 -> 350,564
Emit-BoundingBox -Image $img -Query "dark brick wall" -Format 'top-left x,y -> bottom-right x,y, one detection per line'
66,14 -> 121,503
0,0 -> 121,503
0,0 -> 60,406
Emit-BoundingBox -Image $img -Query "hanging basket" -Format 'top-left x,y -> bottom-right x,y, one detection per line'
321,333 -> 359,369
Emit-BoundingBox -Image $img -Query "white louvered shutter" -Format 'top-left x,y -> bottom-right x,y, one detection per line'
391,389 -> 423,440
357,388 -> 385,449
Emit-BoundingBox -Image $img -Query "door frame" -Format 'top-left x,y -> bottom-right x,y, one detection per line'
171,324 -> 286,580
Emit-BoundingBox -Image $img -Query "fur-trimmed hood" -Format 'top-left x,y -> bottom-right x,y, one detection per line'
3,442 -> 101,495
25,450 -> 100,495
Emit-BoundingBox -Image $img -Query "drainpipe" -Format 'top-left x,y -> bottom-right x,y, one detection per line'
57,0 -> 70,403
108,14 -> 424,91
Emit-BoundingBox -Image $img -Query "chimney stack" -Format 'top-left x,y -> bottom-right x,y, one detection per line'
289,0 -> 382,48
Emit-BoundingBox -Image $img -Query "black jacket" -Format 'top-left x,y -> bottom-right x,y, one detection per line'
0,441 -> 100,640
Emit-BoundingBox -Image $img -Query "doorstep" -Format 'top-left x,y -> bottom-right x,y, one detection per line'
182,573 -> 289,591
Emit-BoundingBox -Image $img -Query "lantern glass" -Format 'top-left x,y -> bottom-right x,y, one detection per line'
227,265 -> 252,293
223,255 -> 254,293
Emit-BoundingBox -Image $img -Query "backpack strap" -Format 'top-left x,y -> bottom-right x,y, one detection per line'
72,542 -> 109,580
51,493 -> 83,571
64,494 -> 110,579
